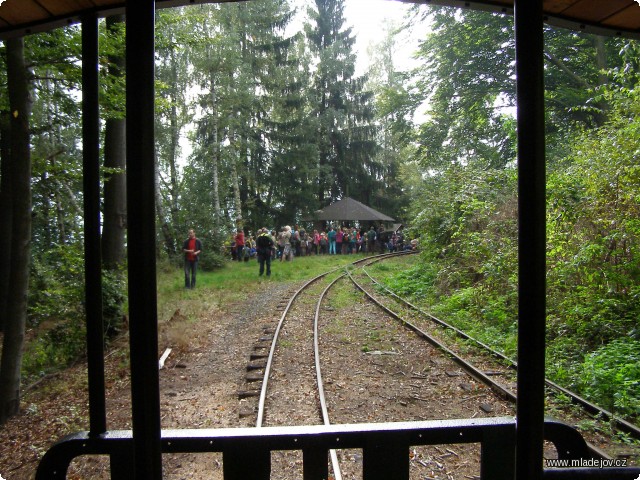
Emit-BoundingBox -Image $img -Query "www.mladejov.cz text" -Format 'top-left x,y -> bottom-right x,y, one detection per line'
545,458 -> 628,468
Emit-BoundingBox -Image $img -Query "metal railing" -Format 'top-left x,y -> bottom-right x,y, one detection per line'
37,416 -> 640,479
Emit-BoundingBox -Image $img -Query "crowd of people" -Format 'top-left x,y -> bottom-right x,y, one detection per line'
227,224 -> 416,263
184,224 -> 417,285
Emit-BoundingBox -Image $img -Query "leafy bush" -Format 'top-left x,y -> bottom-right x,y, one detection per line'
102,268 -> 127,337
29,244 -> 85,327
23,317 -> 86,380
579,339 -> 640,419
197,250 -> 226,271
383,261 -> 438,299
168,249 -> 226,272
168,229 -> 227,272
24,243 -> 128,379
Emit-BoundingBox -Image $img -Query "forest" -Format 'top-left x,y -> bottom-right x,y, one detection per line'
0,0 -> 638,430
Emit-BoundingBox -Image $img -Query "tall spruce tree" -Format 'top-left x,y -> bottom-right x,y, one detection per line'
246,1 -> 316,226
305,0 -> 380,209
185,1 -> 306,232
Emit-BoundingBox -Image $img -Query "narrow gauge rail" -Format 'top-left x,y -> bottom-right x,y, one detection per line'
356,260 -> 640,443
348,259 -> 640,462
254,252 -> 412,479
251,252 -> 520,480
256,252 -> 410,426
346,267 -> 518,403
255,265 -> 343,479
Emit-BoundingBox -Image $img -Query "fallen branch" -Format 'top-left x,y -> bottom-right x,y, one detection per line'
458,393 -> 487,403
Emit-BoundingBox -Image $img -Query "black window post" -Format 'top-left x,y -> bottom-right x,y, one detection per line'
126,0 -> 163,478
81,13 -> 107,438
515,0 -> 546,479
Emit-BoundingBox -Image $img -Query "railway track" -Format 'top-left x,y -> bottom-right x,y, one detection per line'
352,257 -> 640,443
239,251 -> 638,478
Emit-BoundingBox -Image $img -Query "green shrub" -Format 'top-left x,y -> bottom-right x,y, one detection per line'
23,318 -> 86,380
102,268 -> 127,337
579,338 -> 640,419
197,251 -> 226,271
24,243 -> 128,380
29,243 -> 85,327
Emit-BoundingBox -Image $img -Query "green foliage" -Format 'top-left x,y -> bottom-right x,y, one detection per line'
29,244 -> 85,327
579,339 -> 640,418
409,165 -> 518,294
101,268 -> 127,336
410,8 -> 516,170
401,32 -> 640,421
169,233 -> 227,272
24,243 -> 128,379
25,244 -> 85,379
545,69 -> 640,383
408,8 -> 628,171
197,250 -> 227,272
305,0 -> 383,207
383,262 -> 438,299
99,17 -> 126,119
22,316 -> 86,381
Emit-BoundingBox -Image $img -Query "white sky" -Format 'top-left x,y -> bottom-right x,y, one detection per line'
343,0 -> 420,73
293,0 -> 424,74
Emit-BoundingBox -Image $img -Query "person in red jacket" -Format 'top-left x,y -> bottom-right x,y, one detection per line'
182,229 -> 202,289
234,229 -> 245,262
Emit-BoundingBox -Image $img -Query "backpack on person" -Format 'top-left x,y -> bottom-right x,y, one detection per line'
257,233 -> 274,253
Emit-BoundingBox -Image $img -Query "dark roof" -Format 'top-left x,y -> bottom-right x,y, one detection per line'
310,197 -> 395,222
1,0 -> 639,40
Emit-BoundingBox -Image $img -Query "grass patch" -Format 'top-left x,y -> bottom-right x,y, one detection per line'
327,285 -> 358,310
154,255 -> 359,354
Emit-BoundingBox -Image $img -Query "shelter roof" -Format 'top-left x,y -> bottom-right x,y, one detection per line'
1,0 -> 639,40
310,197 -> 395,222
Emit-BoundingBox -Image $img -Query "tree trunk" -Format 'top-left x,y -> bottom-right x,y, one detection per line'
155,152 -> 175,255
0,111 -> 12,332
210,74 -> 222,228
228,123 -> 243,227
102,116 -> 127,267
101,15 -> 127,269
0,36 -> 33,425
164,47 -> 179,251
211,121 -> 222,229
594,36 -> 608,86
232,150 -> 242,227
593,35 -> 609,125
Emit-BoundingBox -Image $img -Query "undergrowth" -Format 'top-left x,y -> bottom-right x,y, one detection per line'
373,255 -> 640,424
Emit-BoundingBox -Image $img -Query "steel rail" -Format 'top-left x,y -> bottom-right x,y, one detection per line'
360,265 -> 640,440
255,251 -> 408,427
361,267 -> 515,366
255,269 -> 333,427
314,273 -> 347,480
254,251 -> 416,476
346,268 -> 518,403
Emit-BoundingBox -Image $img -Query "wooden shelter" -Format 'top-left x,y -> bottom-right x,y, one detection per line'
310,197 -> 395,222
1,1 -> 640,479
